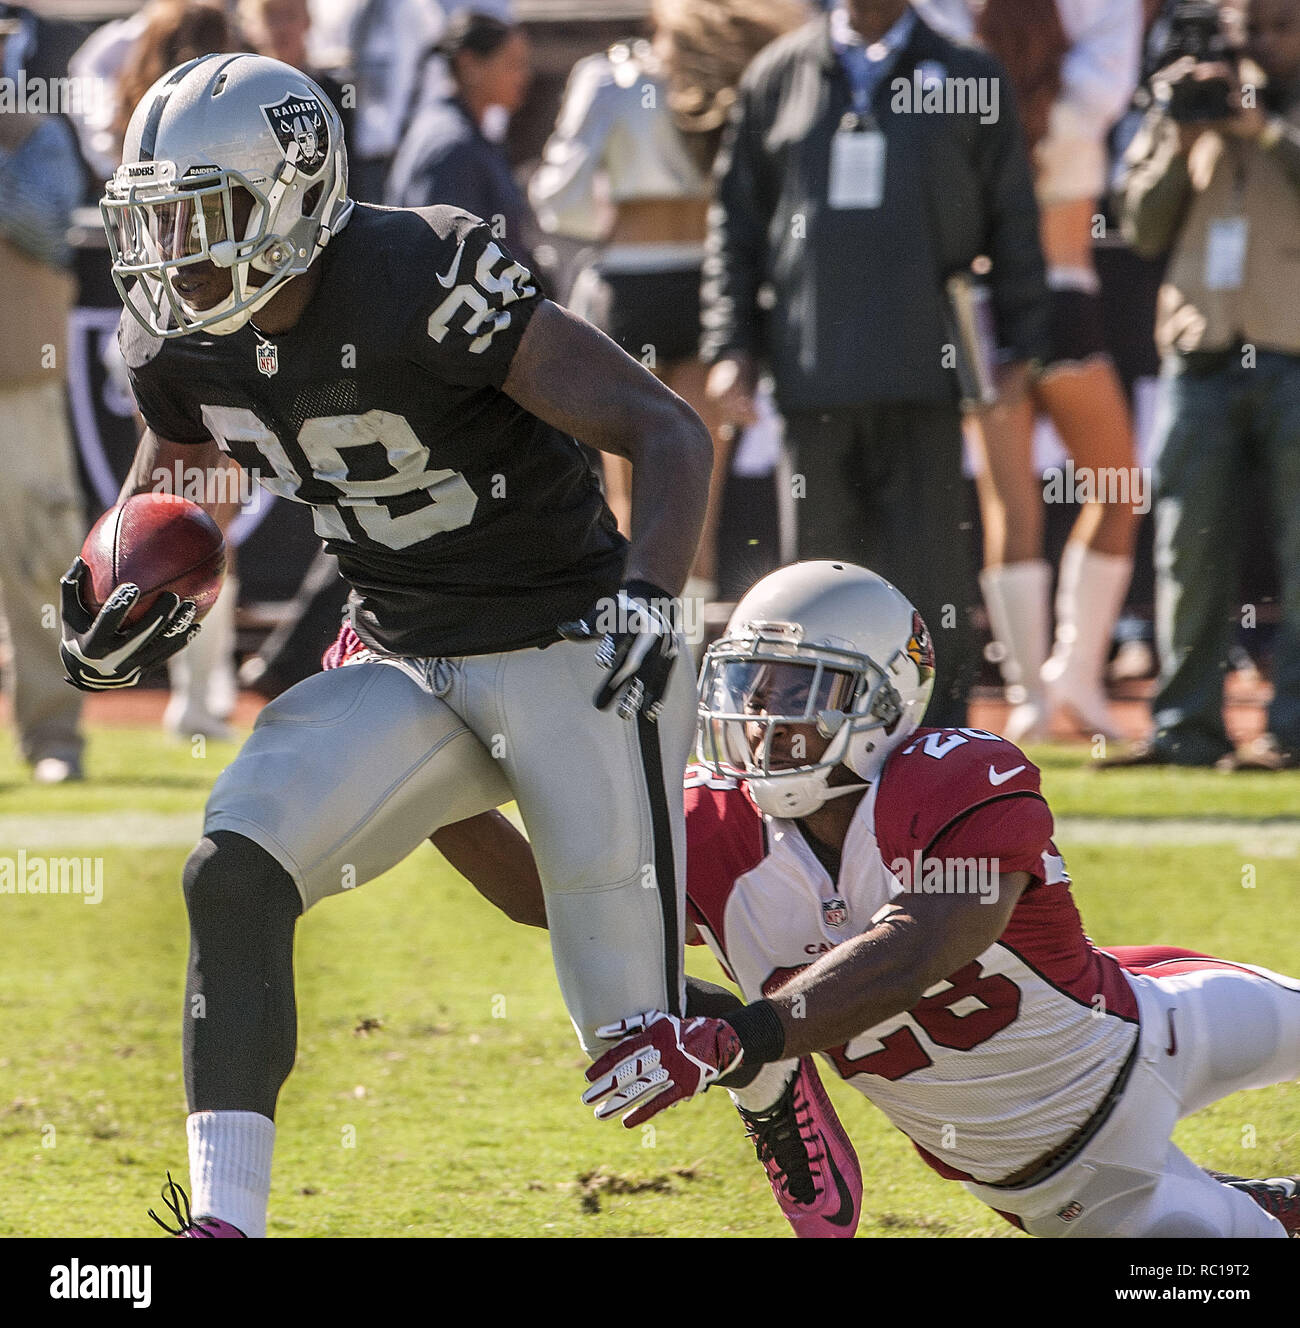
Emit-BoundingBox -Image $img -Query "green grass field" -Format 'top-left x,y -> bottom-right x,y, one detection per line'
0,728 -> 1296,1238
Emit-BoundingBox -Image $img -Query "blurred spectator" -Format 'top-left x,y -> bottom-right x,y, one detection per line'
1111,1 -> 1201,161
1116,0 -> 1300,768
386,11 -> 536,264
530,0 -> 806,619
313,0 -> 445,201
110,1 -> 235,163
702,0 -> 1050,726
971,0 -> 1143,743
239,0 -> 354,149
0,8 -> 87,781
448,0 -> 513,16
241,0 -> 310,66
66,2 -> 153,186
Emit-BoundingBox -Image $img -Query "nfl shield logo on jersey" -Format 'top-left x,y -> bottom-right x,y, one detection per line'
822,897 -> 849,928
1056,1201 -> 1084,1223
256,339 -> 278,377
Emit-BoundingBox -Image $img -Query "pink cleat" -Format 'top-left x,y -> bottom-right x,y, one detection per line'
149,1173 -> 247,1238
737,1057 -> 862,1238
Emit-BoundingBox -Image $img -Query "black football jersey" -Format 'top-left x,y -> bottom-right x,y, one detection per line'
121,204 -> 627,656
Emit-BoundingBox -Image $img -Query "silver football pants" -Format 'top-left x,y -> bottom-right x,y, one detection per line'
204,636 -> 694,1053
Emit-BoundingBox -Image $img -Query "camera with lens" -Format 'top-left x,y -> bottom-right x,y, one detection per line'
1158,0 -> 1238,122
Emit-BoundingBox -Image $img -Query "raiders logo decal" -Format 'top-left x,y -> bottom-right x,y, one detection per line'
261,93 -> 328,172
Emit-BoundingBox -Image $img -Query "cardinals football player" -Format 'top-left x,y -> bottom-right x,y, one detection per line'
407,562 -> 1300,1238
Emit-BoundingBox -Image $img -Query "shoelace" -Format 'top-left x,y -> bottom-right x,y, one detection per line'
740,1081 -> 822,1205
1229,1178 -> 1299,1221
148,1171 -> 219,1237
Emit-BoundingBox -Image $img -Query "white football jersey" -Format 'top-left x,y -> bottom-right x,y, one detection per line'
684,730 -> 1140,1184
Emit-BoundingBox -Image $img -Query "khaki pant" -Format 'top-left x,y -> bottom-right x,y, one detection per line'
0,378 -> 85,765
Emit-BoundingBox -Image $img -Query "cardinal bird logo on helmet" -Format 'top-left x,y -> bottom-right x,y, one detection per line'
905,610 -> 934,684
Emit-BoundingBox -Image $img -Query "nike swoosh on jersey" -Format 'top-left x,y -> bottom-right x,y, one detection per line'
436,241 -> 467,288
822,1138 -> 856,1227
988,764 -> 1027,786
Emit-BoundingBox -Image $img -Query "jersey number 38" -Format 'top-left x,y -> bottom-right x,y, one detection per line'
200,404 -> 478,550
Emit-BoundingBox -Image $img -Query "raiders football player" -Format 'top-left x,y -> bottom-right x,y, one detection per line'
60,54 -> 711,1238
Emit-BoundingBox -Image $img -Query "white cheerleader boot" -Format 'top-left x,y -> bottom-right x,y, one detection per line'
165,576 -> 238,741
1042,543 -> 1131,741
979,560 -> 1052,744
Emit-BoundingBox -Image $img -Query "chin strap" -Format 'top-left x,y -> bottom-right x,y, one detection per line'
747,767 -> 869,819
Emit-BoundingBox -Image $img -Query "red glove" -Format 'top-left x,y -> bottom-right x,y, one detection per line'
582,1011 -> 743,1128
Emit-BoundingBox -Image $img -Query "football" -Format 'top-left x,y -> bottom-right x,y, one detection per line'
80,493 -> 226,626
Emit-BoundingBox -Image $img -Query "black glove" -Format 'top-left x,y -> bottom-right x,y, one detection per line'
560,579 -> 679,721
59,557 -> 201,691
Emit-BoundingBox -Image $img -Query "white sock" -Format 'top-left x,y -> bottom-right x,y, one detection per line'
728,1059 -> 798,1113
187,1110 -> 275,1238
979,560 -> 1051,706
1043,544 -> 1132,692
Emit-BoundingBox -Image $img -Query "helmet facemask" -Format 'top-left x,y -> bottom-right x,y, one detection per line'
102,164 -> 300,336
697,623 -> 907,819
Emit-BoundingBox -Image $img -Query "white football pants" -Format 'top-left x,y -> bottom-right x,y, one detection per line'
964,951 -> 1300,1237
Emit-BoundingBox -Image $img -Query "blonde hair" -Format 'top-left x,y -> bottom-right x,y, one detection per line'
652,0 -> 808,172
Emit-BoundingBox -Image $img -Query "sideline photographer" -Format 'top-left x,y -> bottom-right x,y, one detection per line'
1117,0 -> 1300,769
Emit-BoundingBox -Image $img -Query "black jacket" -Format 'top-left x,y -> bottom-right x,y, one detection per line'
385,97 -> 538,272
702,12 -> 1049,410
